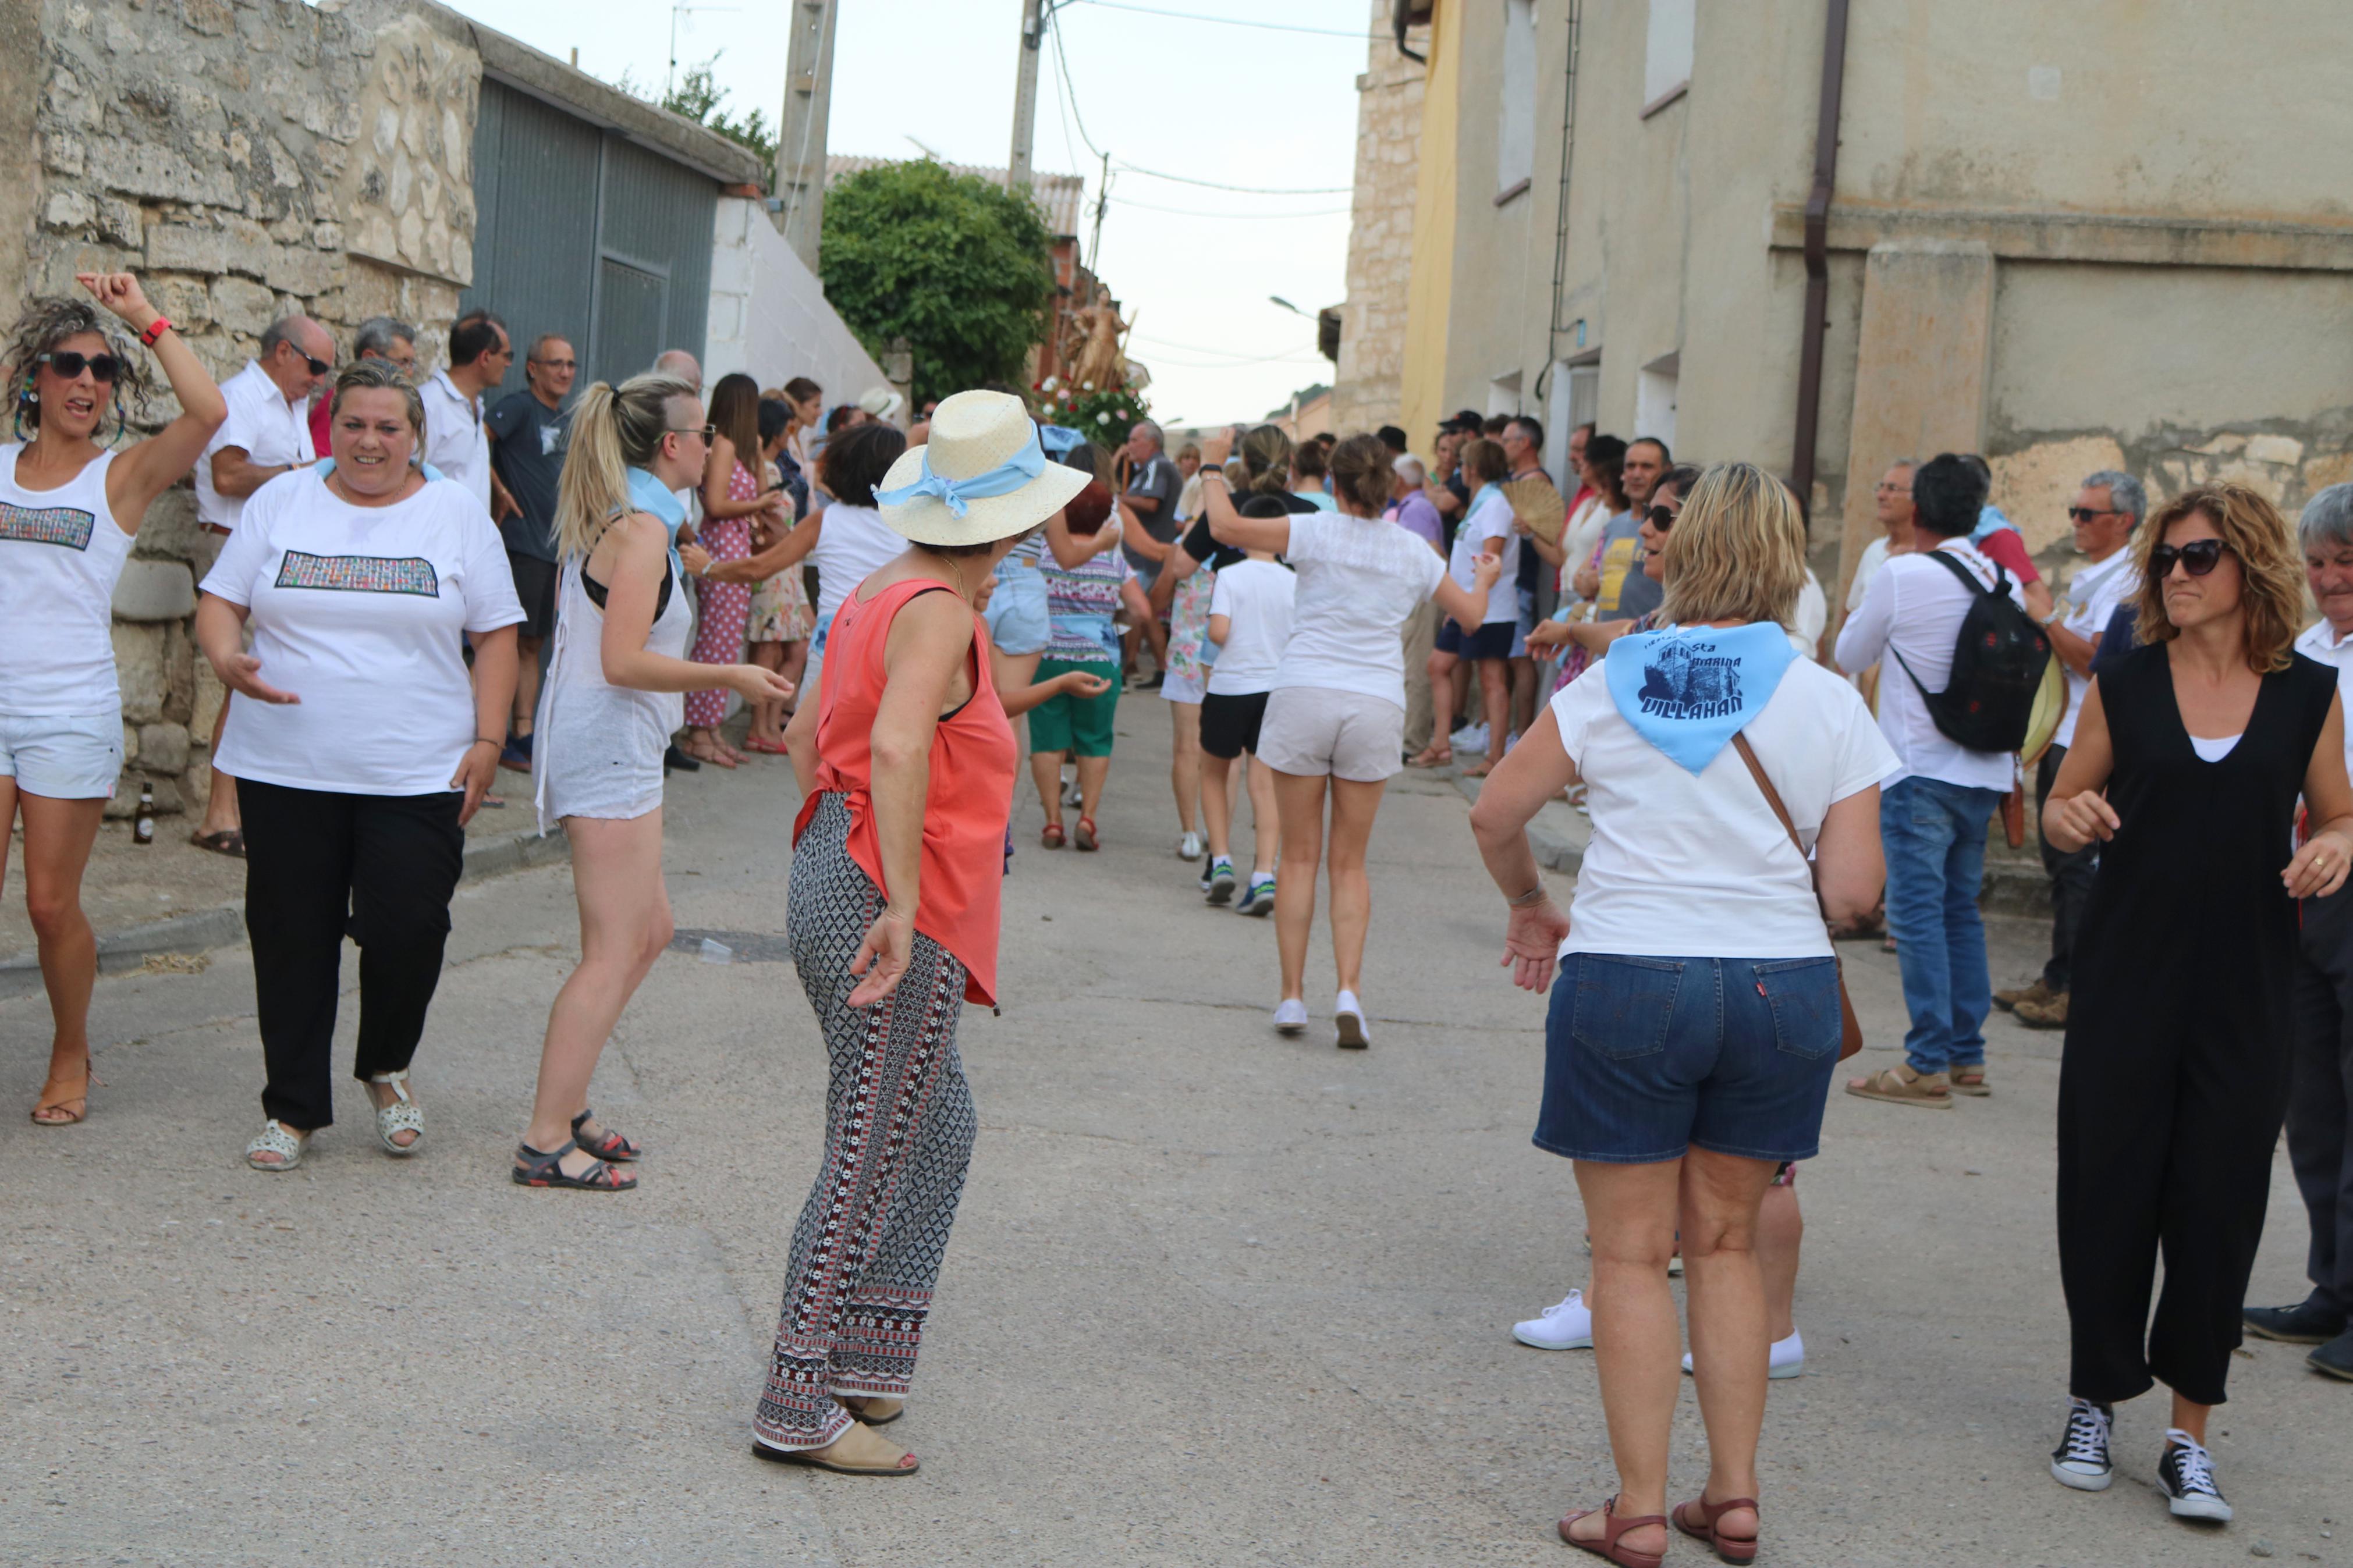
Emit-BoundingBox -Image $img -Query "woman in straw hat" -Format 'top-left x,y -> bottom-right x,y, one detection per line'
752,390 -> 1105,1477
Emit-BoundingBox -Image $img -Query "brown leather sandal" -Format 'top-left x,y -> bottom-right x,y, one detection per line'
30,1062 -> 101,1126
1673,1494 -> 1760,1564
1844,1063 -> 1953,1108
1557,1496 -> 1666,1568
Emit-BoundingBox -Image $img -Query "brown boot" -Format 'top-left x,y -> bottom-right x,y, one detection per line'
1992,977 -> 2054,1013
2013,991 -> 2069,1030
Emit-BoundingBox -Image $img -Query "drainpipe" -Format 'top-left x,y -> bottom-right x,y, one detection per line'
1393,0 -> 1426,63
1788,0 -> 1850,527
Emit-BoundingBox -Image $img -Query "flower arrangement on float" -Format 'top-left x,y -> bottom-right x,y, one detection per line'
1033,374 -> 1148,438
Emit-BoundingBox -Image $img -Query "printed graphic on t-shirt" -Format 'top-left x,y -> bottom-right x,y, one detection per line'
0,502 -> 96,551
274,550 -> 441,596
1637,639 -> 1744,719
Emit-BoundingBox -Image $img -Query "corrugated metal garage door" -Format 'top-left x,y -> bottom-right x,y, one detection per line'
465,79 -> 716,387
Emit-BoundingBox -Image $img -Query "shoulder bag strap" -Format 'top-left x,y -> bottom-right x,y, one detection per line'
1729,732 -> 1866,1059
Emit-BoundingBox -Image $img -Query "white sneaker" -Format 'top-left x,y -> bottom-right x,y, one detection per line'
1334,989 -> 1369,1049
1512,1289 -> 1593,1350
1681,1328 -> 1805,1379
1455,722 -> 1489,754
1273,998 -> 1308,1036
1177,831 -> 1204,862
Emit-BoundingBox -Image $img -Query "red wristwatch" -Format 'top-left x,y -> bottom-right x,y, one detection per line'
140,317 -> 173,348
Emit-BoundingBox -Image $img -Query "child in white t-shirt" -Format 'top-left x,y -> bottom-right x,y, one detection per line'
1197,549 -> 1296,913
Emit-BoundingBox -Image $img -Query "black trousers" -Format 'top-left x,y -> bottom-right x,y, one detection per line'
2291,883 -> 2353,1318
2057,998 -> 2294,1407
2034,744 -> 2099,993
240,779 -> 466,1131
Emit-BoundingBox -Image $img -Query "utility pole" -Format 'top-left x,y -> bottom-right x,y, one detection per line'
775,0 -> 837,273
1009,0 -> 1046,193
1087,150 -> 1109,274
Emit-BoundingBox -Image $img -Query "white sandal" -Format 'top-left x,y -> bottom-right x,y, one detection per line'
246,1119 -> 309,1172
368,1071 -> 424,1155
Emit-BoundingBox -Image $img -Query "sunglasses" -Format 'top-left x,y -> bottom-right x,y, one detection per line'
2067,506 -> 2124,524
1645,503 -> 1678,529
38,351 -> 121,383
2150,538 -> 2230,578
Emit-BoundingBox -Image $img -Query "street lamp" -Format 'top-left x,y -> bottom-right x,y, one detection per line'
1269,295 -> 1309,318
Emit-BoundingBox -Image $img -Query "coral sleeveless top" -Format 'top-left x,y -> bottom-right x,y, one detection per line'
793,576 -> 1017,1005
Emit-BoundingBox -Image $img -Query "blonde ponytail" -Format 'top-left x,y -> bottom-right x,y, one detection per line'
553,372 -> 698,560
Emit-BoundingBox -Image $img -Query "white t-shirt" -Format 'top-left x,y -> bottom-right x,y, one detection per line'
2054,549 -> 2140,748
2297,619 -> 2353,782
1559,492 -> 1609,603
420,370 -> 493,513
1451,485 -> 1520,624
1832,537 -> 2025,791
1552,658 -> 1901,958
1205,559 -> 1297,696
200,469 -> 524,796
0,445 -> 132,715
1787,570 -> 1826,656
1274,511 -> 1448,710
810,503 -> 908,627
1846,535 -> 1893,614
194,360 -> 315,533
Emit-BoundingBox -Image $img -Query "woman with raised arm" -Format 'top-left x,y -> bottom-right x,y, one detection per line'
751,390 -> 1098,1477
197,360 -> 523,1172
1203,431 -> 1503,1047
1470,463 -> 1894,1566
2038,482 -> 2353,1527
508,373 -> 796,1191
0,272 -> 225,1125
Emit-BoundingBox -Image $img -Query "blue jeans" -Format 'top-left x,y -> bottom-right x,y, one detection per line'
1881,775 -> 2001,1076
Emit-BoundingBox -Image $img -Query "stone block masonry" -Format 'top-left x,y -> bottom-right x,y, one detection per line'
20,0 -> 481,815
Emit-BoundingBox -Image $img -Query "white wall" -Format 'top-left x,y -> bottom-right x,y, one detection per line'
704,196 -> 891,407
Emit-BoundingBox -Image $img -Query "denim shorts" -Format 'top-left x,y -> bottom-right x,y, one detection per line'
984,562 -> 1050,656
1534,951 -> 1843,1165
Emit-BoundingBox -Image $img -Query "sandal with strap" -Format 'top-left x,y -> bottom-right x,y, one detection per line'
1074,815 -> 1099,852
1041,822 -> 1066,849
1558,1496 -> 1667,1568
751,1420 -> 918,1477
838,1394 -> 905,1426
367,1071 -> 425,1154
31,1062 -> 102,1126
1673,1495 -> 1761,1565
246,1119 -> 310,1172
1844,1062 -> 1953,1109
572,1107 -> 641,1162
512,1138 -> 637,1191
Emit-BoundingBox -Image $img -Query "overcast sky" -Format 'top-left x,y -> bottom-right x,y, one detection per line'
441,0 -> 1376,426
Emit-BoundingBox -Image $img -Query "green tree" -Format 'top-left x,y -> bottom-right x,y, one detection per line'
819,160 -> 1057,404
620,54 -> 779,182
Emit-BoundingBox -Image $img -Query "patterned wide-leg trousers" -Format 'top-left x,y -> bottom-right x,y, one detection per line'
754,794 -> 979,1452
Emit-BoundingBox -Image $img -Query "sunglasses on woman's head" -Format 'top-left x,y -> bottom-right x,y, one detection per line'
38,351 -> 120,383
2150,538 -> 2229,578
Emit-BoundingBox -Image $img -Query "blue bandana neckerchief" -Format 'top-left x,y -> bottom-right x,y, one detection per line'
875,421 -> 1049,518
1603,622 -> 1797,775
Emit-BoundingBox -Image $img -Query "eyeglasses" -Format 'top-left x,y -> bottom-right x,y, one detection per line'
2150,538 -> 2230,578
2067,506 -> 2124,524
669,424 -> 715,443
37,351 -> 121,383
1645,503 -> 1678,529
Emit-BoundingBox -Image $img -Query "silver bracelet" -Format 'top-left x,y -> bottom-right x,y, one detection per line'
1507,885 -> 1548,908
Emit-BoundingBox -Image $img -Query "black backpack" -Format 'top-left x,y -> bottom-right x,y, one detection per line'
1889,549 -> 2053,753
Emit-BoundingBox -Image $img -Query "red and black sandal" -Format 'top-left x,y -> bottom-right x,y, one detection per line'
1074,815 -> 1099,852
1672,1494 -> 1759,1565
512,1138 -> 637,1192
571,1107 -> 641,1163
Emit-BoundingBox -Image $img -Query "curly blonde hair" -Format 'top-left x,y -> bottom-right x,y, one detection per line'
2132,482 -> 2303,673
2,296 -> 152,440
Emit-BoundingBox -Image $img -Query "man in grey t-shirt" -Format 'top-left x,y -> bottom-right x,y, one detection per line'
484,333 -> 577,767
1117,419 -> 1180,684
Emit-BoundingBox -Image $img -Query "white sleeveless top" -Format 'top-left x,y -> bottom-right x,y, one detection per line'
532,549 -> 694,830
0,442 -> 132,716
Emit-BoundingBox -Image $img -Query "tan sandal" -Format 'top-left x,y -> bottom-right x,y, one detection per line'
751,1419 -> 918,1477
1844,1063 -> 1953,1108
839,1395 -> 904,1425
31,1062 -> 102,1126
1950,1066 -> 1990,1097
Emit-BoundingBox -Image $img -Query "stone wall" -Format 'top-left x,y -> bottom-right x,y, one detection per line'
27,0 -> 478,816
1328,1 -> 1424,443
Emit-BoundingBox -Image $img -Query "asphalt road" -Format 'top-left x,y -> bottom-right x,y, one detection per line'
2,707 -> 2346,1566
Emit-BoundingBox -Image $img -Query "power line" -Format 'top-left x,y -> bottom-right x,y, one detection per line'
1133,330 -> 1321,361
1113,195 -> 1351,219
1061,0 -> 1378,39
1114,163 -> 1352,196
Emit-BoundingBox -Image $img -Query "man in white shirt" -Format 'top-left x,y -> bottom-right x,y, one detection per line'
190,313 -> 334,854
419,310 -> 511,513
2253,482 -> 2353,1374
1996,471 -> 2145,1031
1847,458 -> 1917,617
1835,454 -> 2024,1106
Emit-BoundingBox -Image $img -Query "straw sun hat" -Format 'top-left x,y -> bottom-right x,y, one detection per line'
875,390 -> 1090,547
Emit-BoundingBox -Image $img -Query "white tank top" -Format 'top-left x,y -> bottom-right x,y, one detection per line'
0,442 -> 132,716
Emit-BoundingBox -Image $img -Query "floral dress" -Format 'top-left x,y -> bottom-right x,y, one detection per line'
746,459 -> 813,643
1163,568 -> 1216,696
684,461 -> 758,727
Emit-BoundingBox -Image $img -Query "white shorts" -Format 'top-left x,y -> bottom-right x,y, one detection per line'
0,713 -> 123,799
1162,669 -> 1206,705
1254,687 -> 1405,783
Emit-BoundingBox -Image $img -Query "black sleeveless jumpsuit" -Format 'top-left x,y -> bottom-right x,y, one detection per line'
2057,642 -> 2336,1407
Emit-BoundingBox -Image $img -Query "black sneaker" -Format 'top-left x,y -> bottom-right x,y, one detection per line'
2156,1431 -> 2232,1522
2244,1292 -> 2347,1345
2311,1326 -> 2353,1382
2049,1398 -> 2114,1491
663,744 -> 701,773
